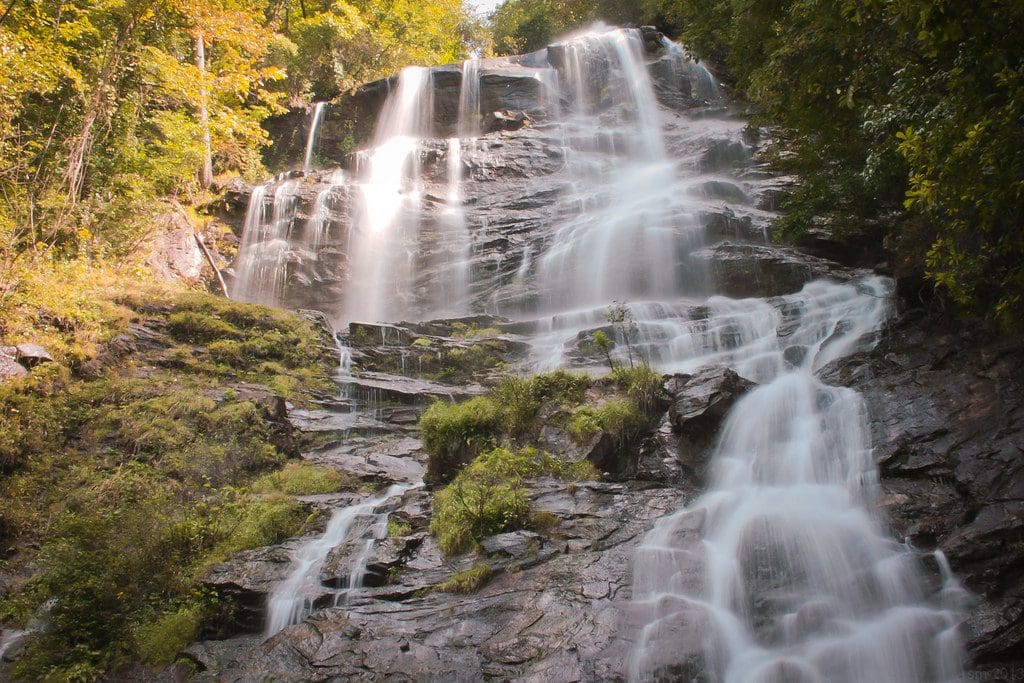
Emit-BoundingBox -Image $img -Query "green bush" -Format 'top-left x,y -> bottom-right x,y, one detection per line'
420,396 -> 502,460
610,363 -> 663,415
134,602 -> 204,665
492,370 -> 592,435
429,447 -> 595,555
567,399 -> 650,450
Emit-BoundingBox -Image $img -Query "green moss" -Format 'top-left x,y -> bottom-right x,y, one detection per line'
0,290 -> 334,678
213,494 -> 310,558
569,400 -> 649,446
435,563 -> 492,593
387,517 -> 412,538
168,311 -> 243,344
251,462 -> 347,495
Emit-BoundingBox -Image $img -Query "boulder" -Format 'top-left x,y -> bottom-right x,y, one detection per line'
14,343 -> 53,368
664,367 -> 755,479
0,352 -> 28,381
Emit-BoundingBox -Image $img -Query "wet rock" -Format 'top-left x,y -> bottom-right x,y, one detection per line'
320,532 -> 414,589
482,109 -> 531,133
188,483 -> 691,681
664,368 -> 754,479
202,545 -> 296,635
694,242 -> 861,298
479,69 -> 547,118
480,531 -> 542,559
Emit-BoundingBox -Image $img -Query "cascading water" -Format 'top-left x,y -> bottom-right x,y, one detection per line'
303,102 -> 326,171
457,59 -> 481,138
342,67 -> 434,322
265,483 -> 413,635
628,277 -> 966,681
232,181 -> 298,305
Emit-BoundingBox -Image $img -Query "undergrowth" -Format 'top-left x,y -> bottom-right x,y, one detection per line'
0,277 -> 334,679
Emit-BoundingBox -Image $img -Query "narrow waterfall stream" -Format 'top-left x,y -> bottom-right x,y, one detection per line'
265,483 -> 415,636
228,23 -> 967,679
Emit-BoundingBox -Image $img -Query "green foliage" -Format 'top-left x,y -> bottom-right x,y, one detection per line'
591,330 -> 615,371
435,563 -> 493,593
0,289 -> 329,677
251,462 -> 347,495
663,0 -> 1024,328
611,363 -> 663,415
567,399 -> 648,446
133,602 -> 204,665
387,517 -> 413,538
429,446 -> 590,555
420,396 -> 503,461
492,370 -> 592,435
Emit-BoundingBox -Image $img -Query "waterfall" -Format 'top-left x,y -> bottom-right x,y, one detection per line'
439,137 -> 471,314
457,59 -> 481,138
233,182 -> 300,305
303,102 -> 326,171
628,277 -> 966,682
533,26 -> 702,315
264,483 -> 413,636
226,27 -> 967,678
342,67 -> 434,323
304,169 -> 346,257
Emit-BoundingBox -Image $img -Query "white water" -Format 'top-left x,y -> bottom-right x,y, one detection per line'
531,26 -> 705,315
303,102 -> 326,171
232,182 -> 300,305
264,483 -> 412,636
458,59 -> 482,138
343,67 -> 433,322
628,277 -> 966,681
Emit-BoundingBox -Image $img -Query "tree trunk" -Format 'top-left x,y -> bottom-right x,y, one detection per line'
195,30 -> 213,190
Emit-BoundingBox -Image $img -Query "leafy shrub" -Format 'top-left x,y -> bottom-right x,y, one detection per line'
492,370 -> 592,435
134,602 -> 204,665
567,400 -> 649,447
611,363 -> 664,415
420,396 -> 502,469
429,447 -> 594,555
